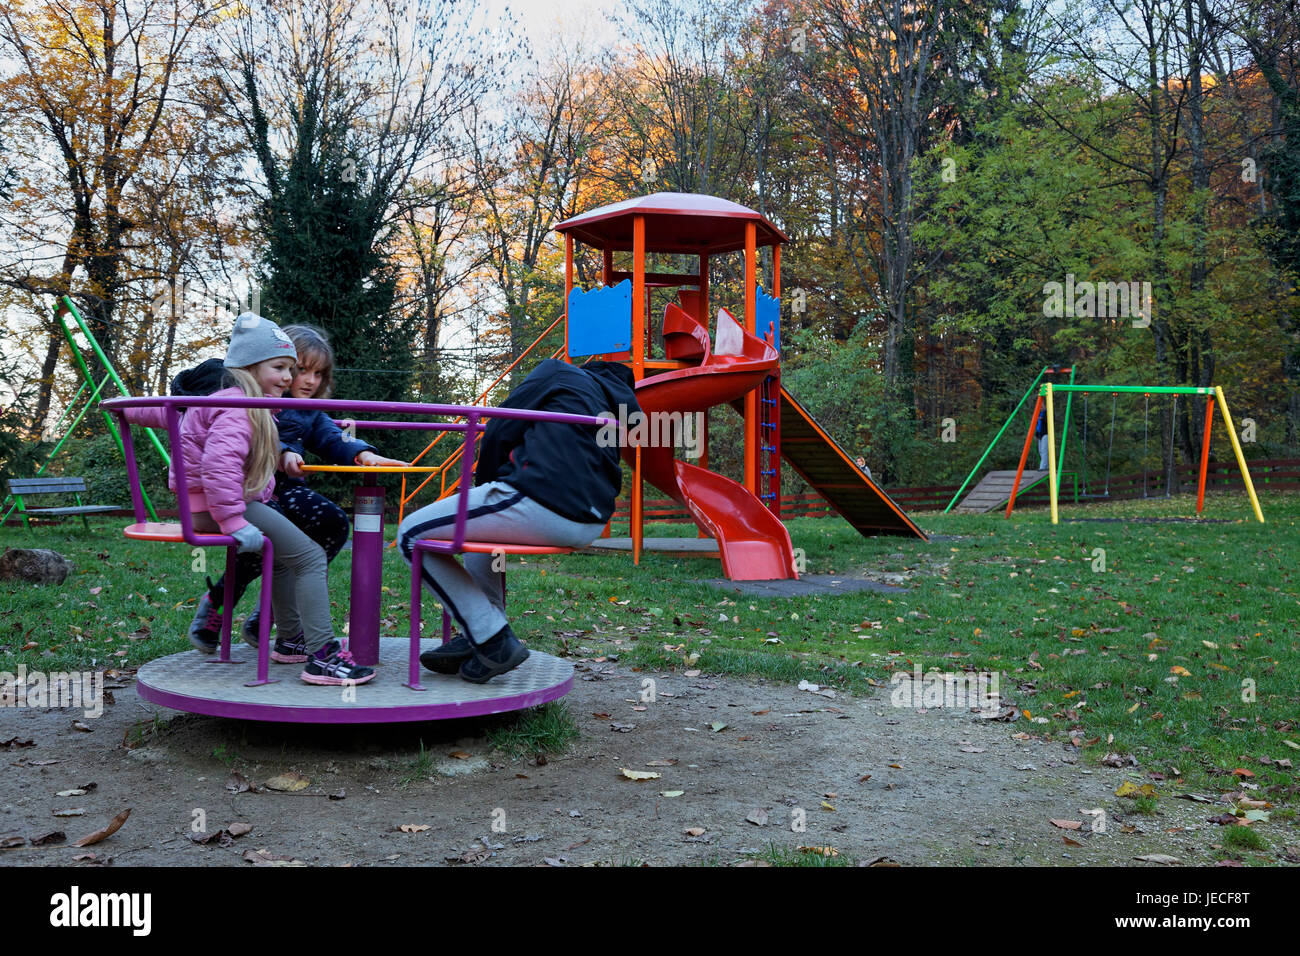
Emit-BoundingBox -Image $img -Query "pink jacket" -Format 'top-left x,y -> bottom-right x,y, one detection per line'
124,388 -> 274,533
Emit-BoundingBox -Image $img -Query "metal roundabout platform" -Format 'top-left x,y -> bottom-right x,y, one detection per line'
136,637 -> 573,724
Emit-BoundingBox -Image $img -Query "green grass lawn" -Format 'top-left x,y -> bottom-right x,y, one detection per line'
4,489 -> 1298,816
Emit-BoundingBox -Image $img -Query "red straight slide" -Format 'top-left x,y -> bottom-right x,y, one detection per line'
625,302 -> 797,580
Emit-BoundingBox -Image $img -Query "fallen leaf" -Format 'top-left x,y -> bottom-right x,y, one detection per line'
30,831 -> 65,846
1116,781 -> 1157,799
1,836 -> 25,849
1169,666 -> 1191,677
745,809 -> 769,826
1050,819 -> 1083,830
751,709 -> 770,716
797,845 -> 839,857
709,722 -> 728,733
242,848 -> 306,866
448,751 -> 471,760
1231,768 -> 1255,778
53,809 -> 85,817
645,759 -> 678,767
958,743 -> 986,754
70,809 -> 130,848
56,789 -> 86,798
227,822 -> 253,838
684,827 -> 705,837
399,824 -> 430,833
72,722 -> 93,733
620,769 -> 660,781
1135,854 -> 1180,865
1063,836 -> 1082,847
659,790 -> 684,798
264,772 -> 310,792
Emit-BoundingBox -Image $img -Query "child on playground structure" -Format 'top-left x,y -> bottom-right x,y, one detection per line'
1036,406 -> 1050,470
193,324 -> 409,650
397,358 -> 640,684
128,314 -> 375,686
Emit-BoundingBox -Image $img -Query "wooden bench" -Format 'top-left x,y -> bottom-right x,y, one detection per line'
6,477 -> 117,530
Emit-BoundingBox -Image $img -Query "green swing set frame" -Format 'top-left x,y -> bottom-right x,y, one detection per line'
1,296 -> 171,526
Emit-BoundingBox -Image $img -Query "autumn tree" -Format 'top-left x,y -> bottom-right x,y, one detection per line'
0,0 -> 217,433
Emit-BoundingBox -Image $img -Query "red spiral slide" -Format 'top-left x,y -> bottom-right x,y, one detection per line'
623,302 -> 797,580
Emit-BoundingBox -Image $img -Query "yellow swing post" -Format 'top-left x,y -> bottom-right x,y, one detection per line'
1214,386 -> 1265,523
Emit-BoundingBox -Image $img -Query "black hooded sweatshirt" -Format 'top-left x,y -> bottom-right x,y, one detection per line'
474,359 -> 640,524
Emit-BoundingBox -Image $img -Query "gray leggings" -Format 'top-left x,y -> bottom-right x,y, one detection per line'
195,501 -> 334,653
397,481 -> 606,644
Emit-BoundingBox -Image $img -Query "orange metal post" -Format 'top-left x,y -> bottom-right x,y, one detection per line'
698,252 -> 709,476
744,221 -> 758,494
1005,395 -> 1044,517
1197,395 -> 1214,513
632,217 -> 646,561
564,235 -> 574,364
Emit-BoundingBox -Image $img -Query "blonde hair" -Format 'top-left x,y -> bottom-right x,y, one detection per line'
282,325 -> 335,398
223,366 -> 280,499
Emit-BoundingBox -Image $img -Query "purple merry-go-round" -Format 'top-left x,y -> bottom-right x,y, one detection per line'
102,394 -> 613,723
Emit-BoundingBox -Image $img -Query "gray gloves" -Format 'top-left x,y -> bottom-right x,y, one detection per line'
230,524 -> 264,554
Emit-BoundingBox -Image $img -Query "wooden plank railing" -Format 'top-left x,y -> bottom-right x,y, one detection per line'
607,458 -> 1300,521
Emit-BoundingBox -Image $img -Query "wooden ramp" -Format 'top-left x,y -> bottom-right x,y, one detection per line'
730,387 -> 927,539
954,470 -> 1047,513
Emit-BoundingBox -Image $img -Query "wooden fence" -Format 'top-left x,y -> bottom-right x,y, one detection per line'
11,458 -> 1294,527
608,458 -> 1300,522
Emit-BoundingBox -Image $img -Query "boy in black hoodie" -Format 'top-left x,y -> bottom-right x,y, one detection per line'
397,359 -> 640,683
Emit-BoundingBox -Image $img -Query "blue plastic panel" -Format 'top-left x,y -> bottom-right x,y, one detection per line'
567,280 -> 633,358
756,286 -> 780,352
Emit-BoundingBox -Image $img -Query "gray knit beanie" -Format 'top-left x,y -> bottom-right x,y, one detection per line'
224,313 -> 296,369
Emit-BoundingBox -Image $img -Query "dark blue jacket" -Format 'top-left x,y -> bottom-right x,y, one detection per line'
476,360 -> 639,524
276,408 -> 375,470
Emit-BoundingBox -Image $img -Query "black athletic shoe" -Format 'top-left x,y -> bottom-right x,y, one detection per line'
300,641 -> 376,686
458,626 -> 529,684
419,634 -> 473,675
188,590 -> 222,653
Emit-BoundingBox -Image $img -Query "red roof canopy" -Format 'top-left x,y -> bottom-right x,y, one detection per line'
555,192 -> 788,255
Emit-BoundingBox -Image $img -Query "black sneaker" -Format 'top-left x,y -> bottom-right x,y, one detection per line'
271,632 -> 310,664
458,626 -> 529,684
300,641 -> 376,686
419,634 -> 473,675
188,589 -> 222,653
241,609 -> 263,649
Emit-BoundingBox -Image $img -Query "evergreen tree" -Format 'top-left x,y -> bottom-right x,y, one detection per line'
246,71 -> 412,405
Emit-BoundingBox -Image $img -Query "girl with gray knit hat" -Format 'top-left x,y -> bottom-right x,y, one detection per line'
181,313 -> 374,686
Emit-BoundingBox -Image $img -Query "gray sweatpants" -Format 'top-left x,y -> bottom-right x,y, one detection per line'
195,501 -> 334,653
397,481 -> 606,644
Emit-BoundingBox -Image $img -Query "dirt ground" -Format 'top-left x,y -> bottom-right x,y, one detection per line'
1,658 -> 1231,867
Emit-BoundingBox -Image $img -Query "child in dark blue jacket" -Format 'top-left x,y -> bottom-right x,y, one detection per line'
188,325 -> 407,655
